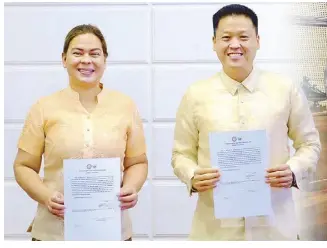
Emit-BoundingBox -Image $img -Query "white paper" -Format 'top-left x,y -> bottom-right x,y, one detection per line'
209,130 -> 273,219
64,158 -> 121,241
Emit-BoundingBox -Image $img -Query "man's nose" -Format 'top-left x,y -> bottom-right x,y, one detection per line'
228,38 -> 241,49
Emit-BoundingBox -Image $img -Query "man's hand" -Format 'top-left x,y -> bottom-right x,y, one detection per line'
265,164 -> 293,188
118,187 -> 138,211
192,168 -> 220,192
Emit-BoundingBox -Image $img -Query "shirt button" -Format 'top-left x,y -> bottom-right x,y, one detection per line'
85,144 -> 89,148
87,115 -> 91,119
87,129 -> 90,131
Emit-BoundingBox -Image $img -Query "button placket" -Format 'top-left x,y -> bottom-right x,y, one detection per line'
238,87 -> 247,128
83,114 -> 93,156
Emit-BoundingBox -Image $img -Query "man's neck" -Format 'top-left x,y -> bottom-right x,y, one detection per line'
223,66 -> 253,83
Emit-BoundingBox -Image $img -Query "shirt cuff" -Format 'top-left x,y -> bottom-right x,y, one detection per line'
187,170 -> 196,196
287,162 -> 311,191
291,171 -> 298,189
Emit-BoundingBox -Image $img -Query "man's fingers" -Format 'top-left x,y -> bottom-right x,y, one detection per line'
195,172 -> 220,181
195,168 -> 219,175
270,182 -> 291,188
266,164 -> 290,173
194,178 -> 219,187
192,170 -> 220,192
119,187 -> 136,197
121,200 -> 137,210
266,170 -> 290,178
266,176 -> 292,184
120,194 -> 137,203
120,189 -> 133,196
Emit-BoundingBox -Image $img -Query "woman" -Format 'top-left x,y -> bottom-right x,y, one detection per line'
13,24 -> 148,241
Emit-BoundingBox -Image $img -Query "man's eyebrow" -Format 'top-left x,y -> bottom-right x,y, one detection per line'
220,29 -> 249,34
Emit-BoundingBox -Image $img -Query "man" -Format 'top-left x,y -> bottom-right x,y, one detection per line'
171,4 -> 321,240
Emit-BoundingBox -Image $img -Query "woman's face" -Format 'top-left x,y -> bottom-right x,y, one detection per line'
62,33 -> 106,87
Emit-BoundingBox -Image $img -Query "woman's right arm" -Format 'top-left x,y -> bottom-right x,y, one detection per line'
14,149 -> 64,217
14,100 -> 64,217
14,149 -> 52,206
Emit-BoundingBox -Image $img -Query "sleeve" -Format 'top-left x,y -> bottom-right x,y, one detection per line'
18,101 -> 45,157
125,101 -> 146,158
171,88 -> 199,196
286,81 -> 321,191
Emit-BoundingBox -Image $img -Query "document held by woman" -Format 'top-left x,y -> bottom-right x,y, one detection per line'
64,158 -> 122,241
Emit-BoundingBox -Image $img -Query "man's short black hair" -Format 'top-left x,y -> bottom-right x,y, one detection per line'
212,4 -> 258,36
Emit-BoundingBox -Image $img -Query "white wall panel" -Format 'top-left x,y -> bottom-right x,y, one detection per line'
247,3 -> 294,60
4,182 -> 38,235
129,182 -> 151,237
4,66 -> 67,121
153,4 -> 293,62
4,5 -> 150,63
153,5 -> 223,62
152,124 -> 175,178
153,182 -> 197,236
153,65 -> 221,120
103,66 -> 150,121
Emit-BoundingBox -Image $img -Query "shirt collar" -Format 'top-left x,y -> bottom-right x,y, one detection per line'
220,67 -> 259,95
64,82 -> 107,102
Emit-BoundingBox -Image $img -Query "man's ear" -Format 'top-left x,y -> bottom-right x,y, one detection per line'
256,35 -> 260,50
212,35 -> 216,51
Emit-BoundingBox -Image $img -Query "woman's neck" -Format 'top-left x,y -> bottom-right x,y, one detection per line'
69,81 -> 102,102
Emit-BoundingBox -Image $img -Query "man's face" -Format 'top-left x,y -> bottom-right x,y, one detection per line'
213,15 -> 260,72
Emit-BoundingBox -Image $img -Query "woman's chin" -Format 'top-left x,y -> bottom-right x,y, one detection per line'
76,78 -> 98,85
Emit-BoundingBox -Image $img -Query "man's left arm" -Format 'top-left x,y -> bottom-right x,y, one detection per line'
286,81 -> 321,191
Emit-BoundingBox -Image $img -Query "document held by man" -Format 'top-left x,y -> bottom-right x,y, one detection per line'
64,158 -> 121,241
209,130 -> 272,219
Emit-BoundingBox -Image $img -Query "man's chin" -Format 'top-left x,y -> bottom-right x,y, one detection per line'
224,63 -> 245,70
